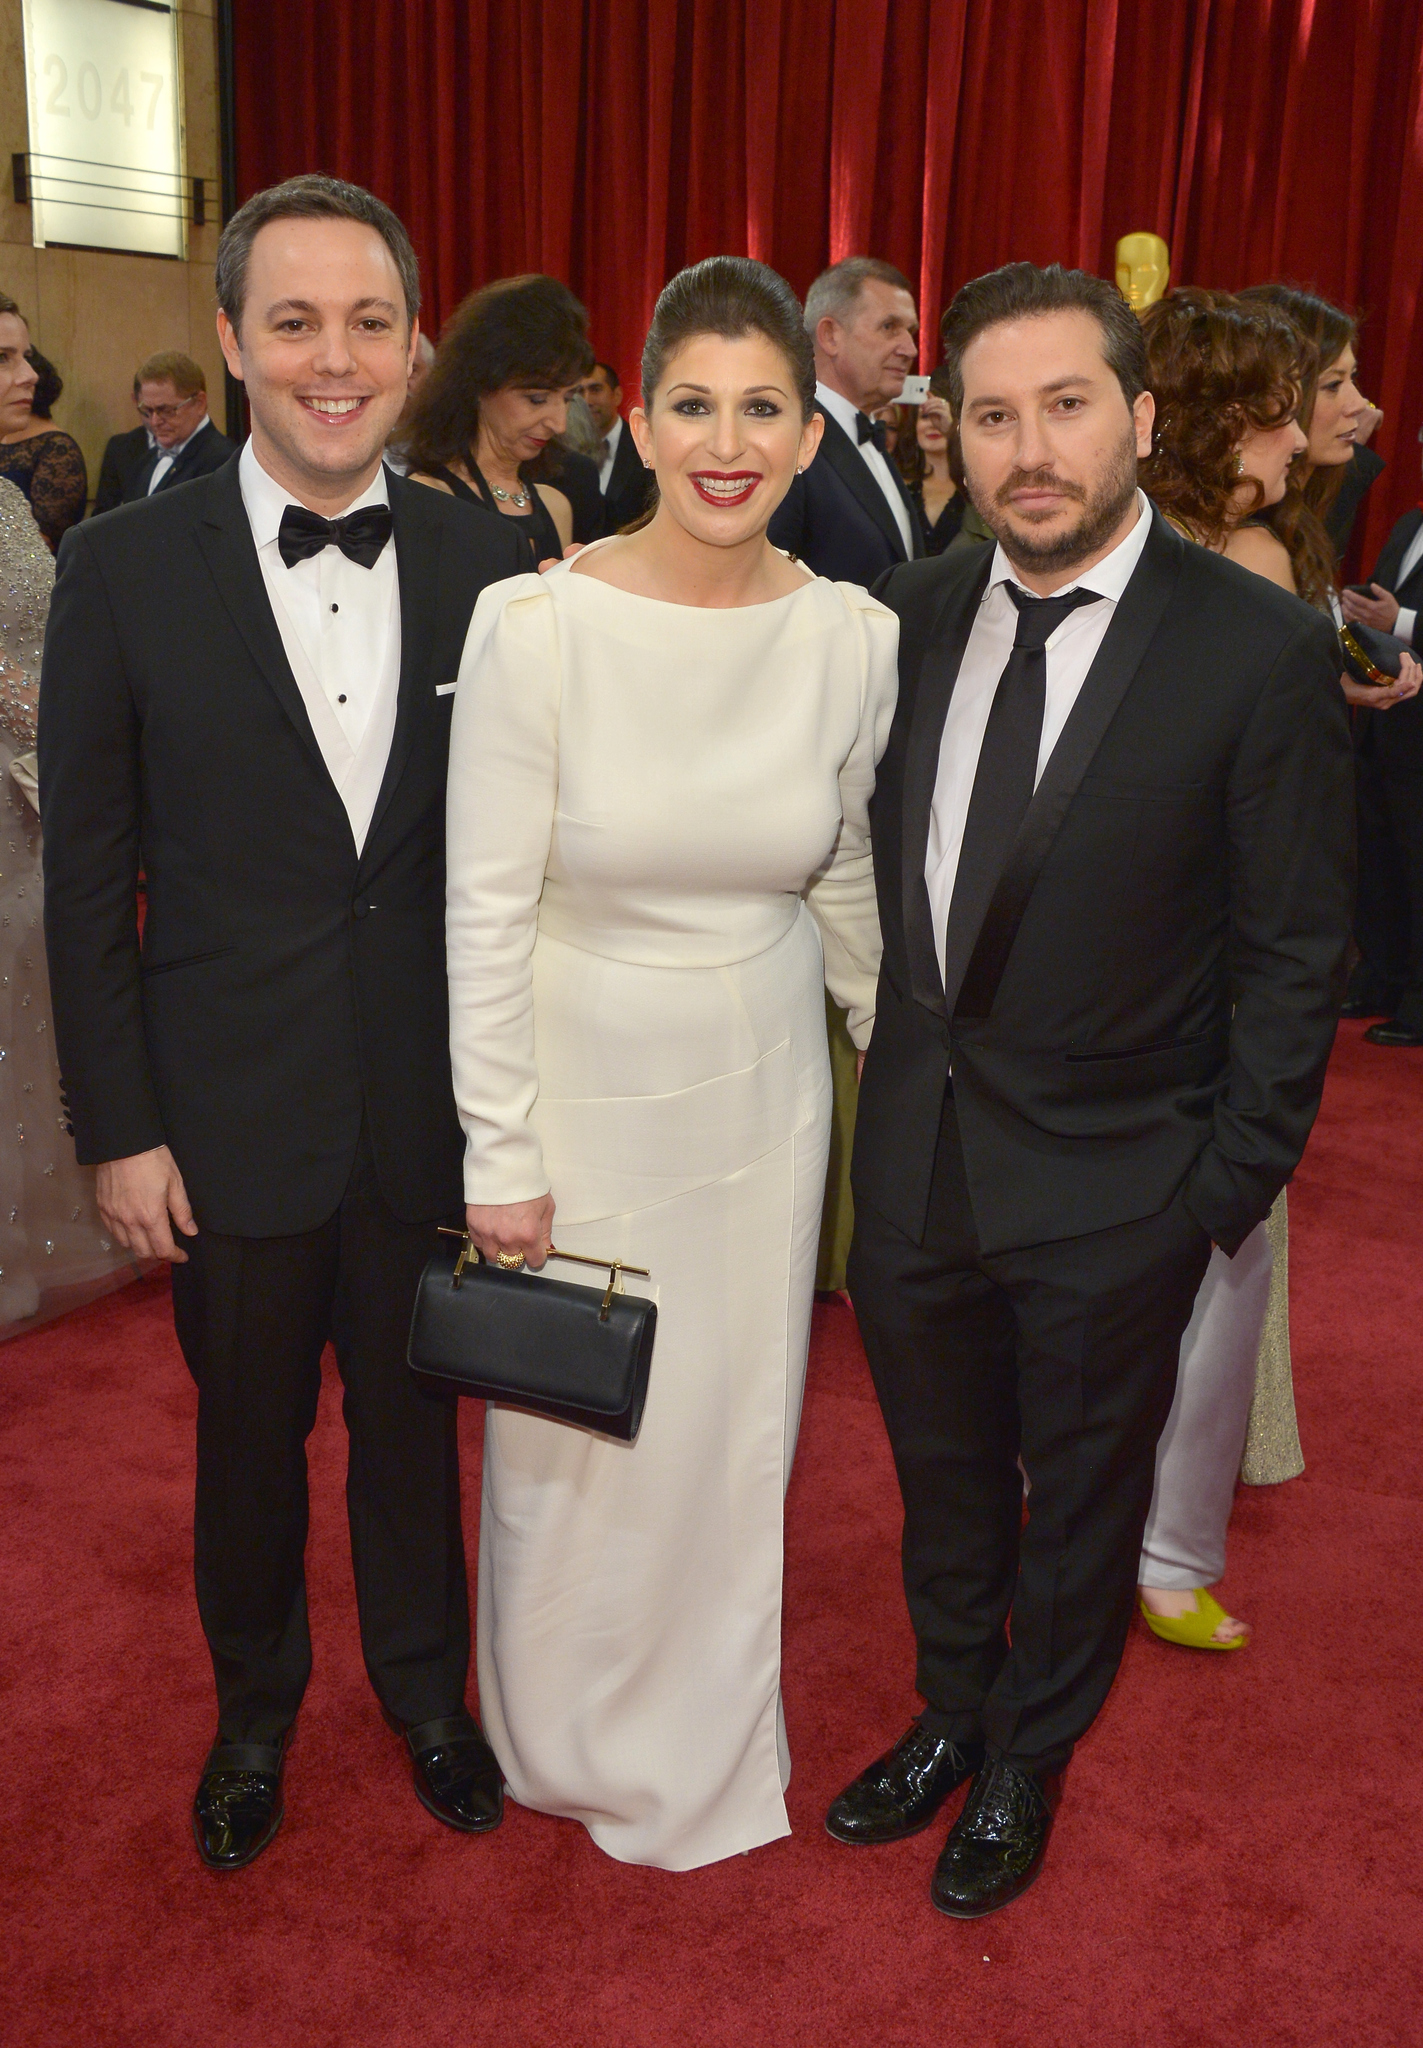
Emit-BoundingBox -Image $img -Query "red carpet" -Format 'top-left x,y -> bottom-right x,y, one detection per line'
5,1020 -> 1422,2047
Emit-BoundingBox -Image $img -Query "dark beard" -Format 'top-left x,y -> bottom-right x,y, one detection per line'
967,428 -> 1139,575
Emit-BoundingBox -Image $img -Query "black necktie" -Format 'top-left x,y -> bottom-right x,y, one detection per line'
938,583 -> 1102,1014
277,502 -> 393,570
857,412 -> 890,456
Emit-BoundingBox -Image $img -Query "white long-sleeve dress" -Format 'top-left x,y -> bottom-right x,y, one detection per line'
445,550 -> 897,1870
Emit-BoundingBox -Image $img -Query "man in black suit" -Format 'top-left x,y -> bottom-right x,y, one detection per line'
827,263 -> 1353,1918
767,255 -> 923,583
41,176 -> 525,1872
1340,426 -> 1423,1042
91,351 -> 234,514
581,359 -> 653,533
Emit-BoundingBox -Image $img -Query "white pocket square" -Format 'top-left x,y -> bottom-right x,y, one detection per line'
435,681 -> 458,697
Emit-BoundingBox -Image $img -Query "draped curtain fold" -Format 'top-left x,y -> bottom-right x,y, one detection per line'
233,0 -> 1423,562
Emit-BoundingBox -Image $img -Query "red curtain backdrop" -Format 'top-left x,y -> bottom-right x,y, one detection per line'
232,0 -> 1423,565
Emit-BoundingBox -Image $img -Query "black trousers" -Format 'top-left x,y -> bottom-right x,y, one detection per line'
848,1094 -> 1212,1776
171,1130 -> 469,1744
1351,747 -> 1423,1024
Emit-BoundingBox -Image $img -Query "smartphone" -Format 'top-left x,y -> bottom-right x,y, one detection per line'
899,375 -> 931,404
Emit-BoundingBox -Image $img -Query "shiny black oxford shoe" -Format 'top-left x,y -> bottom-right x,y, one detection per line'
401,1712 -> 504,1834
1363,1018 -> 1423,1047
930,1754 -> 1062,1918
192,1734 -> 288,1871
826,1722 -> 986,1846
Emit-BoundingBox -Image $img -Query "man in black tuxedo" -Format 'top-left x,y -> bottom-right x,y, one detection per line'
1340,427 -> 1423,1042
41,176 -> 525,1872
91,351 -> 234,514
581,359 -> 653,533
827,263 -> 1353,1917
767,255 -> 923,583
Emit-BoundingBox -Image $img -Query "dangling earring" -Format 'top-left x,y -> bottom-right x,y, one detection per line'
1234,451 -> 1245,476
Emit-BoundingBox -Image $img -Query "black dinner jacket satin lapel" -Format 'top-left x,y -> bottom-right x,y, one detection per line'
901,505 -> 1185,1027
816,404 -> 918,564
361,466 -> 449,861
1374,508 -> 1423,602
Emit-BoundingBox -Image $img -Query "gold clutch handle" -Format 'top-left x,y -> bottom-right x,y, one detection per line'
437,1229 -> 650,1321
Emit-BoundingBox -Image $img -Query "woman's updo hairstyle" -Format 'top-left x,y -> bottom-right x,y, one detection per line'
640,257 -> 816,422
1138,287 -> 1302,550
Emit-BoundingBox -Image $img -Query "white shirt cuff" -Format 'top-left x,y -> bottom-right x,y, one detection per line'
1396,607 -> 1416,646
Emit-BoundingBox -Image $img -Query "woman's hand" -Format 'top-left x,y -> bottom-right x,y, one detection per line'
1341,581 -> 1401,632
1340,649 -> 1422,710
466,1193 -> 556,1270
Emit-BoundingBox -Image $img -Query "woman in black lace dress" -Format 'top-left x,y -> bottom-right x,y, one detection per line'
0,297 -> 86,551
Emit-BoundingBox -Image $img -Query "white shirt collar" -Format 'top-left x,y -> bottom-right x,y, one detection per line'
815,381 -> 866,443
239,438 -> 391,550
986,489 -> 1154,607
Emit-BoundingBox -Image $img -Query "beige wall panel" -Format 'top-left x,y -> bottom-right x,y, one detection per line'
186,259 -> 226,403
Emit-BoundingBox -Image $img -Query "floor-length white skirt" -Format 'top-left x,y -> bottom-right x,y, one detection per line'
476,909 -> 831,1870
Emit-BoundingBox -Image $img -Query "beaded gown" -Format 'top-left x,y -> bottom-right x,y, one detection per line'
0,480 -> 138,1332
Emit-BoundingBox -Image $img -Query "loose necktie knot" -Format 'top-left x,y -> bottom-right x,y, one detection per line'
1006,582 -> 1101,652
277,502 -> 393,570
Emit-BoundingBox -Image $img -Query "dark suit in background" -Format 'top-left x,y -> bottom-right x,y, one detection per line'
1349,506 -> 1423,1022
851,510 -> 1353,1774
549,446 -> 606,544
601,422 -> 655,533
769,403 -> 923,583
1326,443 -> 1386,559
40,457 -> 525,1743
91,417 -> 236,515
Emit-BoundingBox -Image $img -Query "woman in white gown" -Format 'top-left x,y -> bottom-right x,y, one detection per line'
444,257 -> 897,1870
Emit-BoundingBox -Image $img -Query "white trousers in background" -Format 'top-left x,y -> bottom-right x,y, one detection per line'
1138,1218 -> 1273,1589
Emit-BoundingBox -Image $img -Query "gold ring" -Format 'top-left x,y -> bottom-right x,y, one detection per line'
496,1250 -> 525,1270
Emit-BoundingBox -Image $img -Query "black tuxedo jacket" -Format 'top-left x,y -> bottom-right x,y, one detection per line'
601,421 -> 654,534
91,418 -> 236,515
40,456 -> 526,1237
768,404 -> 923,583
854,509 -> 1354,1260
1360,508 -> 1423,773
549,446 -> 605,545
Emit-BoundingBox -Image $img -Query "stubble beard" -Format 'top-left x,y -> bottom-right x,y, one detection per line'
967,425 -> 1140,575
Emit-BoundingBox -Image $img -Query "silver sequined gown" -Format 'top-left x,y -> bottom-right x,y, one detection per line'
0,480 -> 138,1333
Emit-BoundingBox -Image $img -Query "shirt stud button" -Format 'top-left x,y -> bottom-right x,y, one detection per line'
338,693 -> 347,703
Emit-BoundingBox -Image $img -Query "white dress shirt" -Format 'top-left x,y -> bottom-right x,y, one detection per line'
925,490 -> 1154,980
1392,520 -> 1423,645
597,414 -> 624,494
815,381 -> 915,558
239,440 -> 401,854
147,411 -> 213,494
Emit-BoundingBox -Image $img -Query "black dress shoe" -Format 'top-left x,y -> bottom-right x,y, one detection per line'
826,1722 -> 985,1845
930,1755 -> 1062,1918
402,1713 -> 504,1834
1339,995 -> 1395,1019
1363,1019 -> 1423,1046
192,1734 -> 287,1871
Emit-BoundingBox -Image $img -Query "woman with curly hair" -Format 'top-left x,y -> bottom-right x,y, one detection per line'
1133,291 -> 1328,1653
402,273 -> 594,566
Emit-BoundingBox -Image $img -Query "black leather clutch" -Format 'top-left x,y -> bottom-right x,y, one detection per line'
407,1233 -> 656,1442
1340,620 -> 1407,687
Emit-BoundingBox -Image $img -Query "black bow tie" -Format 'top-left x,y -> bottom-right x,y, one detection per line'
277,502 -> 393,570
857,412 -> 890,456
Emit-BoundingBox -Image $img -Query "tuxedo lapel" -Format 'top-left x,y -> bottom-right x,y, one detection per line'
192,461 -> 332,783
361,468 -> 442,859
955,507 -> 1185,1018
816,407 -> 909,562
900,550 -> 995,1019
1378,509 -> 1423,597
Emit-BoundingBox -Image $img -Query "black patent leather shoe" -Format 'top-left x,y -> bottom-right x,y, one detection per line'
403,1712 -> 503,1833
1363,1019 -> 1423,1046
192,1734 -> 287,1871
930,1755 -> 1062,1918
826,1722 -> 985,1845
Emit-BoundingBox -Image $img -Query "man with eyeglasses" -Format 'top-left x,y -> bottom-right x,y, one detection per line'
92,352 -> 235,515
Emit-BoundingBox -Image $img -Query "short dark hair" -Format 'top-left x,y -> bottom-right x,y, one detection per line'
26,345 -> 62,419
940,262 -> 1147,413
216,174 -> 420,333
803,257 -> 914,336
400,274 -> 594,480
593,360 -> 620,390
641,255 -> 816,420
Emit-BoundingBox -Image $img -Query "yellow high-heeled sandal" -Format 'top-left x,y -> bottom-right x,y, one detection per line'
1139,1588 -> 1248,1651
